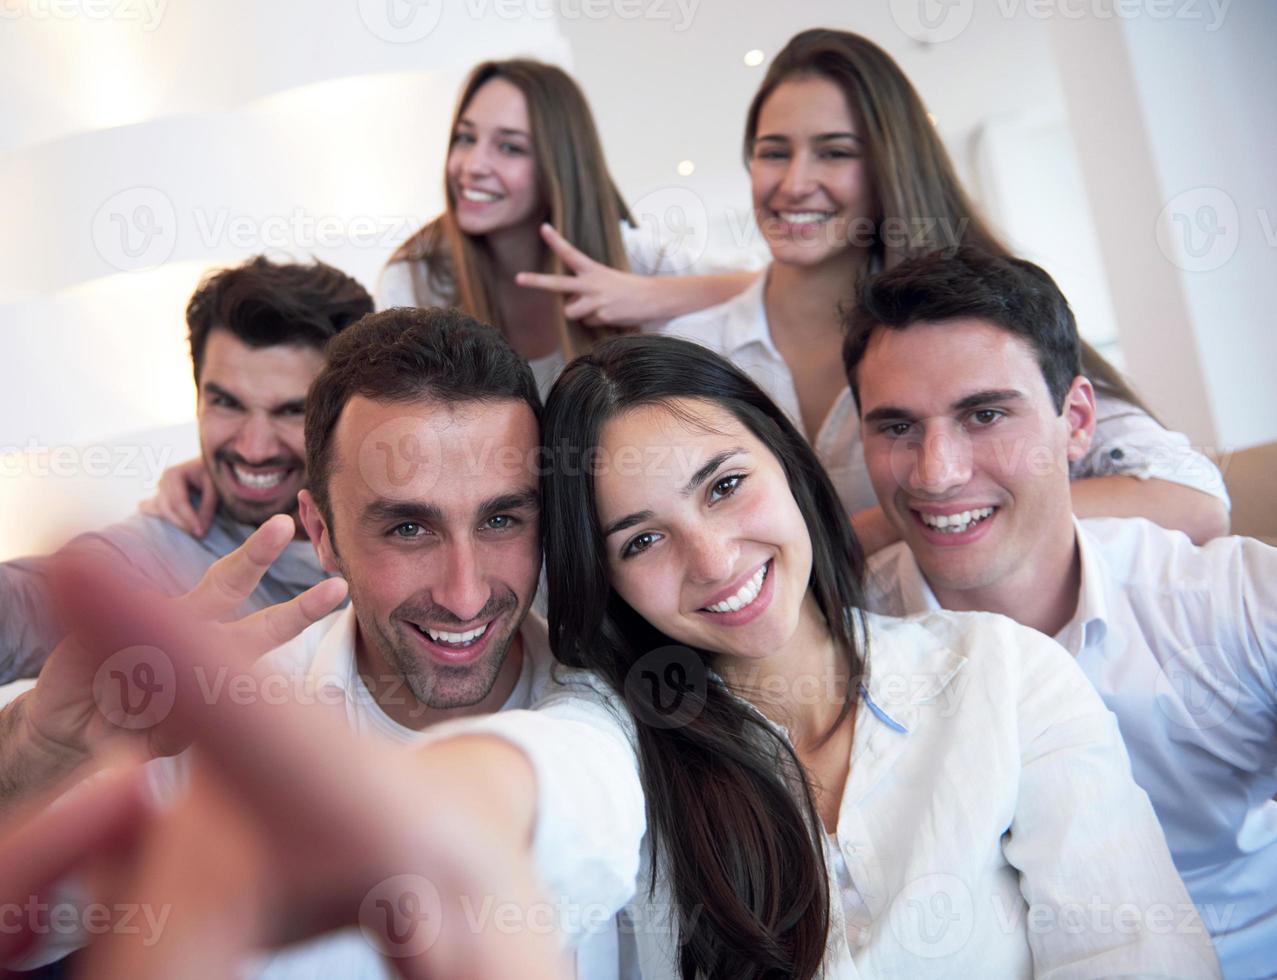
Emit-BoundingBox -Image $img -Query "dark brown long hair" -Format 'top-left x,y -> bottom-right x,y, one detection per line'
387,59 -> 633,359
542,334 -> 869,979
745,28 -> 1150,412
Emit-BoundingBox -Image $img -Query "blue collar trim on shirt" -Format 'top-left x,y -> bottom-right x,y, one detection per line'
859,683 -> 909,734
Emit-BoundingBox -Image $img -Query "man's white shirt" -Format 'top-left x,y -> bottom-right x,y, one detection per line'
865,517 -> 1277,979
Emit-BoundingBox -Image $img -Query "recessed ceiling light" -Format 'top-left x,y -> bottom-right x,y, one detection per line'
677,159 -> 695,177
744,49 -> 765,67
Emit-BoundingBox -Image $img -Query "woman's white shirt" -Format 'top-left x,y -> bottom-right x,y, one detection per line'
656,270 -> 1231,515
375,222 -> 725,399
428,610 -> 1219,978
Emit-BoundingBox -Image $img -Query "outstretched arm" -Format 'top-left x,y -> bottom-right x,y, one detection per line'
516,223 -> 757,327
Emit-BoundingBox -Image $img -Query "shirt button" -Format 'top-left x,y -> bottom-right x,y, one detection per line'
1109,448 -> 1124,459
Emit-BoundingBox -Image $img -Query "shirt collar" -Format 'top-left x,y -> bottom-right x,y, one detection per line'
720,269 -> 775,356
1057,517 -> 1110,654
858,611 -> 969,736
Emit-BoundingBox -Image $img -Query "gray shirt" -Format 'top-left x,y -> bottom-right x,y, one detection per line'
0,508 -> 331,682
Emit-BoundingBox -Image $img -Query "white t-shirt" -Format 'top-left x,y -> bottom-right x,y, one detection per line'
375,222 -> 726,399
435,609 -> 1220,978
657,270 -> 1231,515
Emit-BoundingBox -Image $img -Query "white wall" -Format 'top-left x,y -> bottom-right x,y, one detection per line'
1049,2 -> 1277,452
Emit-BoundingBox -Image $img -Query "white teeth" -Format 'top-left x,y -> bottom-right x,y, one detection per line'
919,507 -> 994,534
424,622 -> 489,646
232,466 -> 285,489
462,188 -> 501,202
705,562 -> 768,614
778,211 -> 833,224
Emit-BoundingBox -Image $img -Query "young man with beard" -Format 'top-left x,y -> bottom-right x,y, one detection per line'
0,256 -> 372,682
0,307 -> 617,978
846,247 -> 1277,979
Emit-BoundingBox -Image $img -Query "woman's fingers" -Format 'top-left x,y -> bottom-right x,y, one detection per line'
513,271 -> 580,293
538,223 -> 595,273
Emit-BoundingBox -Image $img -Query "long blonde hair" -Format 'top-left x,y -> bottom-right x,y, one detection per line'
388,59 -> 633,359
745,29 -> 1151,412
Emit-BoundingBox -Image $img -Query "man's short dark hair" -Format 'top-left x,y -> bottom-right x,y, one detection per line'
842,246 -> 1082,413
186,256 -> 373,385
305,306 -> 542,521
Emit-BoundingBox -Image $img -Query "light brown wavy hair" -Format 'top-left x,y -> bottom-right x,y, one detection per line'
387,59 -> 633,359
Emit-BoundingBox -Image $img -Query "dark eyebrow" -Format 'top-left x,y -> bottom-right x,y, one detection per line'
360,499 -> 443,529
602,448 -> 747,539
951,389 -> 1024,412
863,390 -> 1026,426
479,488 -> 539,517
681,448 -> 746,497
455,118 -> 530,139
862,405 -> 915,425
203,382 -> 242,406
603,509 -> 653,539
755,132 -> 864,144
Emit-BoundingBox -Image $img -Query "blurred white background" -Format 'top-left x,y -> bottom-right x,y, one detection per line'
1,0 -> 1273,558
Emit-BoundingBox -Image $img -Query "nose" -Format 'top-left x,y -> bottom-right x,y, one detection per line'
459,140 -> 493,179
231,413 -> 281,464
683,526 -> 738,588
906,422 -> 973,497
777,150 -> 818,201
433,538 -> 491,624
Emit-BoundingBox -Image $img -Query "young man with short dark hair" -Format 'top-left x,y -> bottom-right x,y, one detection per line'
0,256 -> 372,683
848,247 -> 1277,979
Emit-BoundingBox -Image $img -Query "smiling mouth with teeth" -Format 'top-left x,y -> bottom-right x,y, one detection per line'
916,506 -> 996,535
412,621 -> 491,649
230,464 -> 290,490
460,187 -> 502,203
776,210 -> 834,225
701,561 -> 770,614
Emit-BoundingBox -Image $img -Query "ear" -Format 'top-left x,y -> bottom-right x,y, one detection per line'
298,489 -> 341,574
1063,376 -> 1097,464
